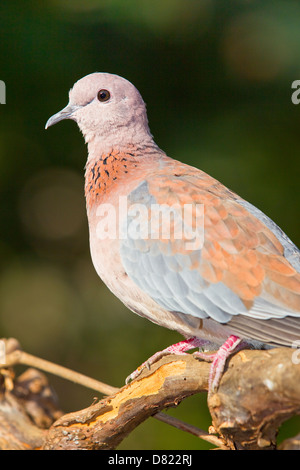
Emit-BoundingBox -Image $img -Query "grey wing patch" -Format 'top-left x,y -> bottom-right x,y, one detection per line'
239,199 -> 300,272
228,315 -> 300,347
120,180 -> 300,339
120,180 -> 240,323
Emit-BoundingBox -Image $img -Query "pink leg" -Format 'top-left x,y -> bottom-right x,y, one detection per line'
126,336 -> 210,384
194,335 -> 244,392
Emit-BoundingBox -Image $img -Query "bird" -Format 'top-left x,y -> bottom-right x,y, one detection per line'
45,72 -> 300,392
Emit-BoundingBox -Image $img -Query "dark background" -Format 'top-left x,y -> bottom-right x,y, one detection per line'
0,0 -> 300,449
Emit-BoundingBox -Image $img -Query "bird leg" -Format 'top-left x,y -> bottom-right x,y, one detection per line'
193,335 -> 247,393
126,334 -> 249,393
125,336 -> 210,384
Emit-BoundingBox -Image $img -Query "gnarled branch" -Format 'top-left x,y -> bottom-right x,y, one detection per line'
43,347 -> 300,450
0,339 -> 299,450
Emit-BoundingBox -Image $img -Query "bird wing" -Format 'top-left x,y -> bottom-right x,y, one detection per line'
119,169 -> 300,346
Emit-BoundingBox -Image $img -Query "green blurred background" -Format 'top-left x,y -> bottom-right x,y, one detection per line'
1,0 -> 300,449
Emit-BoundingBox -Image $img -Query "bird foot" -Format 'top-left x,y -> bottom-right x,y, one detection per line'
193,335 -> 246,393
125,336 -> 210,384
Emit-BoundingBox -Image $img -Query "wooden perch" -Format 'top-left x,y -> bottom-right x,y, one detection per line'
42,348 -> 300,450
0,338 -> 299,450
43,354 -> 211,450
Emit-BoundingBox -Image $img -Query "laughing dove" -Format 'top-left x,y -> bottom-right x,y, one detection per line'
46,73 -> 300,392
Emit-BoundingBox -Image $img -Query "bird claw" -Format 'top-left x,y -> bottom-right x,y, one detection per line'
125,365 -> 146,384
126,335 -> 244,392
194,335 -> 243,393
125,336 -> 209,385
125,350 -> 170,384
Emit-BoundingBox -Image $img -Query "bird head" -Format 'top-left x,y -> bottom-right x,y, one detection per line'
45,72 -> 152,149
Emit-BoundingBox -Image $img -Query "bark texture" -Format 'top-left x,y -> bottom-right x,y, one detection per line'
0,341 -> 299,450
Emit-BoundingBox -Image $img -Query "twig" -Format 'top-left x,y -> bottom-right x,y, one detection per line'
154,412 -> 229,449
3,349 -> 118,396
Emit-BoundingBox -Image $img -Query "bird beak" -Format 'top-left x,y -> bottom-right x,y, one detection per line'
45,104 -> 80,129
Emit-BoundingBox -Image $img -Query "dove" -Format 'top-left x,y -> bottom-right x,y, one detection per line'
45,73 -> 300,392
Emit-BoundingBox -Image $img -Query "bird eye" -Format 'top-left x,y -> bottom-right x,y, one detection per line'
97,89 -> 110,102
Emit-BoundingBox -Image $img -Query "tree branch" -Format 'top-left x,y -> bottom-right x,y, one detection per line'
207,347 -> 300,449
1,339 -> 217,447
43,347 -> 300,450
43,354 -> 211,450
1,339 -> 299,450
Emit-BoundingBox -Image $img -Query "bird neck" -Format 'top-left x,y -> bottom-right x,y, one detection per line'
85,122 -> 155,158
84,144 -> 163,209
